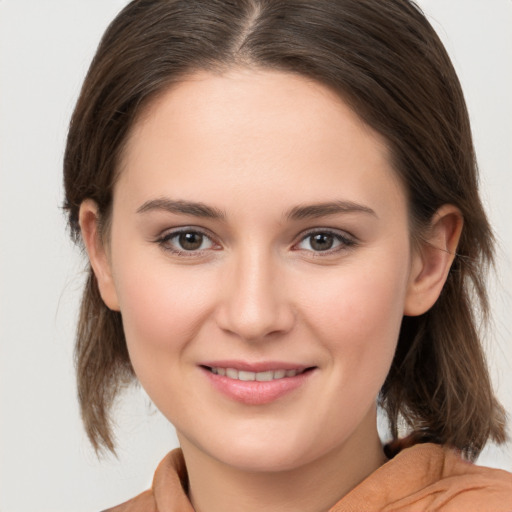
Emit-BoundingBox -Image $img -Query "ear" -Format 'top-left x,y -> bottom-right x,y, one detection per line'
404,205 -> 463,316
79,199 -> 120,311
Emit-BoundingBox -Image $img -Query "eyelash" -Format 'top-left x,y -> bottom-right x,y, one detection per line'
156,228 -> 219,257
293,229 -> 357,255
155,227 -> 357,257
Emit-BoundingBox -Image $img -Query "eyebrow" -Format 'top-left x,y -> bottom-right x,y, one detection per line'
286,201 -> 377,220
136,198 -> 376,221
136,198 -> 226,219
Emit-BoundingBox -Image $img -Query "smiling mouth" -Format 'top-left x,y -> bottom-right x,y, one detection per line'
202,366 -> 314,382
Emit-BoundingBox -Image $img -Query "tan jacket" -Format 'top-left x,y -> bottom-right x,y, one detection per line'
104,443 -> 512,511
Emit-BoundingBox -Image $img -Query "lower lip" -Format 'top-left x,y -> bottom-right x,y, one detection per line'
201,367 -> 314,405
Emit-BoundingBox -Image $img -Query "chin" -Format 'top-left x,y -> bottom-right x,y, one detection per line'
193,429 -> 336,474
217,447 -> 312,473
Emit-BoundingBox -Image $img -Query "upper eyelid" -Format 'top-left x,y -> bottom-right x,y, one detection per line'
295,227 -> 355,241
157,225 -> 217,241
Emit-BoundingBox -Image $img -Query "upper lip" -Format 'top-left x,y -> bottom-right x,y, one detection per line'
200,360 -> 313,372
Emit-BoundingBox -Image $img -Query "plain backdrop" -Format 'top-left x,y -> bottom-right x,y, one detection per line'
0,1 -> 511,511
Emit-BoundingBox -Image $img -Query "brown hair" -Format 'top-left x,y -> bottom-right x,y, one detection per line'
64,0 -> 506,457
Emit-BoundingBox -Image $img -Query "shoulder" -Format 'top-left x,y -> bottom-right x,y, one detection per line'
330,443 -> 512,512
101,489 -> 156,512
418,444 -> 512,511
101,449 -> 193,512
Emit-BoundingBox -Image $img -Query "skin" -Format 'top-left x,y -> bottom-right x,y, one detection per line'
80,68 -> 462,512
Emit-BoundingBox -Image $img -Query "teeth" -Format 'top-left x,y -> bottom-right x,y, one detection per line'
226,368 -> 238,379
238,370 -> 256,381
255,370 -> 273,382
210,367 -> 304,381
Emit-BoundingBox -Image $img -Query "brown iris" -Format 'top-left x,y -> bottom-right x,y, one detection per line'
179,232 -> 204,250
309,233 -> 334,251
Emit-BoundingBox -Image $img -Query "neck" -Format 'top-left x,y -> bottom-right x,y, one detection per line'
179,410 -> 386,512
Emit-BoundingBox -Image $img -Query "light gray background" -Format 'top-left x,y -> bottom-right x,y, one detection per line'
1,1 -> 511,511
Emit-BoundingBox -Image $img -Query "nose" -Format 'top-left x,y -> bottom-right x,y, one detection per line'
215,248 -> 295,342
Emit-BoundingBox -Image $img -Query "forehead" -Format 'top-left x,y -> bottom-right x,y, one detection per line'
125,67 -> 386,158
117,68 -> 405,218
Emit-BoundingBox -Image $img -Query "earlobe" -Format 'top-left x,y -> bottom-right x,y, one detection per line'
79,200 -> 120,311
404,205 -> 463,316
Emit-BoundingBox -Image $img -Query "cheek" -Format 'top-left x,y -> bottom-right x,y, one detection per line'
112,252 -> 216,378
299,251 -> 410,383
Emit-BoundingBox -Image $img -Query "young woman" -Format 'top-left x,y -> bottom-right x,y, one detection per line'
63,0 -> 512,510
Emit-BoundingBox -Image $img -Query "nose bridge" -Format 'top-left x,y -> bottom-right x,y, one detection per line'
217,244 -> 294,341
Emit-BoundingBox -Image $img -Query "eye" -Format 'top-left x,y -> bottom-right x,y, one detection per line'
157,228 -> 217,254
175,232 -> 209,251
295,230 -> 356,253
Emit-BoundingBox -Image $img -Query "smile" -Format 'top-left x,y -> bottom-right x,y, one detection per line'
200,363 -> 316,404
207,367 -> 307,381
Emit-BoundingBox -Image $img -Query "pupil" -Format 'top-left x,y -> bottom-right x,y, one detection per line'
179,232 -> 203,250
311,233 -> 333,251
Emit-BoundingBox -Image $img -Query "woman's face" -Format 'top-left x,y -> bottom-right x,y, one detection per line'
96,69 -> 423,471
